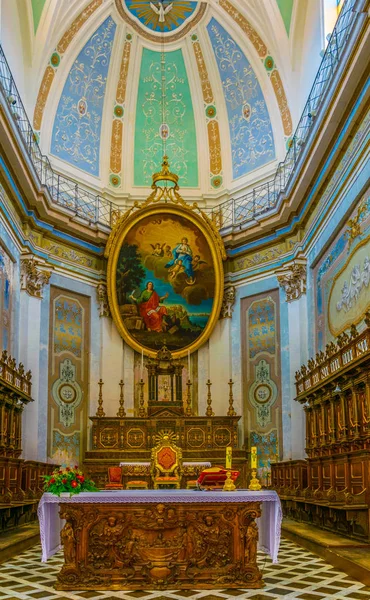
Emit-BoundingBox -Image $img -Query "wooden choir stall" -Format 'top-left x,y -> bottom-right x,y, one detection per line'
271,313 -> 370,541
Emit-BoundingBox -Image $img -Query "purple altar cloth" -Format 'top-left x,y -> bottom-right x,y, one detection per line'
38,489 -> 282,563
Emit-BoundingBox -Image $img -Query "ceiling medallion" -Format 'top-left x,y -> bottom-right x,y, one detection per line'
115,0 -> 208,42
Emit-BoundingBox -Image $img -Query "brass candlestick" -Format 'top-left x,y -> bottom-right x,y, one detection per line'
138,378 -> 146,417
248,469 -> 262,491
185,379 -> 192,416
206,379 -> 214,416
223,470 -> 236,492
96,379 -> 105,417
117,379 -> 126,417
227,379 -> 236,416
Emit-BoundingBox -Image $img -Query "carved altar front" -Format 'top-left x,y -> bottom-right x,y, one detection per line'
56,498 -> 262,590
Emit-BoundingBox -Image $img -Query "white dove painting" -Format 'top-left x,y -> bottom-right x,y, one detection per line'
123,0 -> 198,32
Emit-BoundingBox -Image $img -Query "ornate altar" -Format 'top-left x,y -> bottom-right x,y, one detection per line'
84,345 -> 248,488
272,313 -> 370,541
54,493 -> 266,590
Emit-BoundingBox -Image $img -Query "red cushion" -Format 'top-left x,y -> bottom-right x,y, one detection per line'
157,447 -> 177,470
105,483 -> 123,489
108,467 -> 122,483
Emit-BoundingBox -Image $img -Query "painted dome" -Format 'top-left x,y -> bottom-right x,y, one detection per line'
32,0 -> 295,201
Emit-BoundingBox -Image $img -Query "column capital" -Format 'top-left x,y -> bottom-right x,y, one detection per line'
276,258 -> 307,302
20,256 -> 52,299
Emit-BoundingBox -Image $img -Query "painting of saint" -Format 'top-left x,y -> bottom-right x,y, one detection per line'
129,282 -> 169,332
108,207 -> 224,355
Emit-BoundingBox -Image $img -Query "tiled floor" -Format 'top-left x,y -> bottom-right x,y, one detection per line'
0,538 -> 369,600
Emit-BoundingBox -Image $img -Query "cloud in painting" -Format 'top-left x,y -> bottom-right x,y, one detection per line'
144,254 -> 214,305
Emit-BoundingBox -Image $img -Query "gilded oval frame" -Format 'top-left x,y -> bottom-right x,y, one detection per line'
106,203 -> 225,358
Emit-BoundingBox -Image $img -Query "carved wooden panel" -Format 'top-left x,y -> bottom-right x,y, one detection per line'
56,501 -> 262,590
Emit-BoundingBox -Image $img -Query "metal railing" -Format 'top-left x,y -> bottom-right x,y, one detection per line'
0,0 -> 360,232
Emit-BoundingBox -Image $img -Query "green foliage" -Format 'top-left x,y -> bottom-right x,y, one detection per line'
116,243 -> 145,305
43,467 -> 98,497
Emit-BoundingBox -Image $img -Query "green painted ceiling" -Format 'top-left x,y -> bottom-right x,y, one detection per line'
134,48 -> 198,188
276,0 -> 294,35
31,0 -> 46,33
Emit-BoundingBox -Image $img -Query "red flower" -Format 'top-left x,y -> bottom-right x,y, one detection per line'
71,480 -> 78,488
62,479 -> 67,484
74,465 -> 78,469
66,467 -> 70,471
77,475 -> 84,483
50,478 -> 55,484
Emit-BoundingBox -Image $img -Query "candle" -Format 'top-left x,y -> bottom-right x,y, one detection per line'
251,446 -> 258,470
140,349 -> 144,379
226,446 -> 232,469
188,350 -> 191,380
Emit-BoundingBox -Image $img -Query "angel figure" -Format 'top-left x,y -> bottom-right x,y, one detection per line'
150,1 -> 173,23
151,242 -> 166,257
192,255 -> 207,271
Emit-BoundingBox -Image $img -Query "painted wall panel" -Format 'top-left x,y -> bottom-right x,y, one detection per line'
48,287 -> 90,466
314,193 -> 370,350
241,290 -> 282,482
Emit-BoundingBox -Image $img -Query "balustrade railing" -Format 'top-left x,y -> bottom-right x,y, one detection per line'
0,0 -> 360,231
295,312 -> 370,398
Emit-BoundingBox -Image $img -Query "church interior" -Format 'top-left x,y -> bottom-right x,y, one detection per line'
0,0 -> 369,598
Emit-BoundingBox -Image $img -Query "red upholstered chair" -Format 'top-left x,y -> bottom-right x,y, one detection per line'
151,435 -> 182,489
105,466 -> 123,489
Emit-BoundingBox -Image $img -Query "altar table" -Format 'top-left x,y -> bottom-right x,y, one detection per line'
38,489 -> 281,590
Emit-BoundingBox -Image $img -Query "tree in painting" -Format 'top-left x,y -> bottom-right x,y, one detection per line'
116,243 -> 145,305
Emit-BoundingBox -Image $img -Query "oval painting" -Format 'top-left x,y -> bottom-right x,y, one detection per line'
107,205 -> 224,357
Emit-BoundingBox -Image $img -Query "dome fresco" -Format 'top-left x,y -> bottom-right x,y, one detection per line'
32,0 -> 294,197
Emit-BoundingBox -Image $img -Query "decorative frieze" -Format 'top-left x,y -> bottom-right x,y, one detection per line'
220,285 -> 236,319
276,260 -> 307,302
20,257 -> 51,298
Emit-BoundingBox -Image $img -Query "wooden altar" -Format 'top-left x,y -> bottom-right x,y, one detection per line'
83,347 -> 248,488
49,491 -> 279,590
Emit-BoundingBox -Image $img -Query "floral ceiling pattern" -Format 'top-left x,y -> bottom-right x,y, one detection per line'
207,18 -> 275,179
50,17 -> 116,176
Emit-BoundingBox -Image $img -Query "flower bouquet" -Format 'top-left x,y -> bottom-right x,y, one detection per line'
43,466 -> 98,497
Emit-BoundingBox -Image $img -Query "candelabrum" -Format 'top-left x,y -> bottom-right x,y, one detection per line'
185,379 -> 192,416
117,379 -> 126,417
96,379 -> 105,417
227,379 -> 236,416
138,379 -> 146,417
206,379 -> 214,416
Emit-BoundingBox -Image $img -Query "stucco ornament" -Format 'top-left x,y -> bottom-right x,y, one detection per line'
20,257 -> 51,298
336,256 -> 370,313
276,260 -> 307,302
249,359 -> 277,428
97,283 -> 111,318
220,285 -> 236,319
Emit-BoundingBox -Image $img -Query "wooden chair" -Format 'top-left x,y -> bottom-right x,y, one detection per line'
105,466 -> 123,489
151,435 -> 182,489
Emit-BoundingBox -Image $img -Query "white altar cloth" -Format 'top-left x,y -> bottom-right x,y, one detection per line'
38,489 -> 282,564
